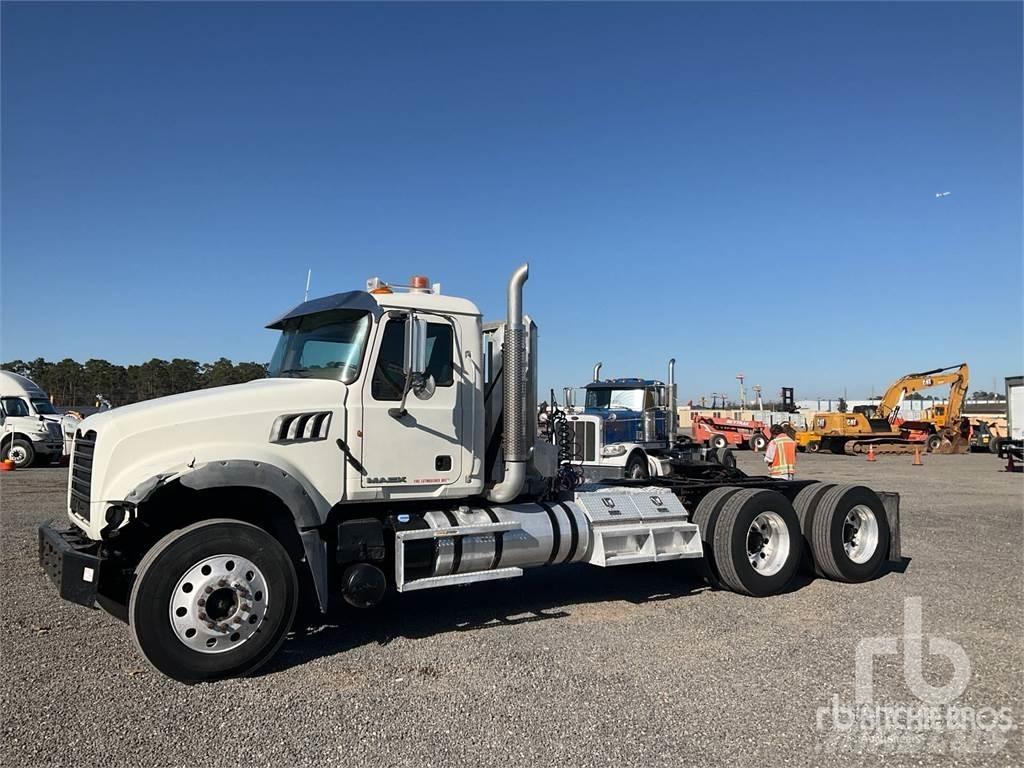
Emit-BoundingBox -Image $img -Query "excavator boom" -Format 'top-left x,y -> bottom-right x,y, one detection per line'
876,363 -> 970,424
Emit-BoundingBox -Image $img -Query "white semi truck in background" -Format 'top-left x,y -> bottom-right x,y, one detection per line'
38,266 -> 901,682
0,371 -> 72,467
995,375 -> 1023,464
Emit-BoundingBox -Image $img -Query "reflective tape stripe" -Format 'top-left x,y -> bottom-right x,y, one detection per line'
556,501 -> 579,563
538,502 -> 561,565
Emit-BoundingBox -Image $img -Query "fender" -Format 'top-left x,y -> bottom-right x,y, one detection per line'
128,460 -> 331,613
1,431 -> 31,448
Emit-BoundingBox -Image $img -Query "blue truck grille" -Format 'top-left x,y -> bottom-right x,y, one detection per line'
70,430 -> 96,522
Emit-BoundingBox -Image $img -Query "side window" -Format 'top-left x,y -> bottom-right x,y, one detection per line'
371,318 -> 455,401
0,397 -> 30,417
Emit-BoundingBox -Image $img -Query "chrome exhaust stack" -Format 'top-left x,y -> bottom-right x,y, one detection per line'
667,358 -> 677,442
488,263 -> 530,503
593,362 -> 602,382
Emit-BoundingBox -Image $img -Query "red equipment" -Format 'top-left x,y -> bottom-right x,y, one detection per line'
691,414 -> 771,451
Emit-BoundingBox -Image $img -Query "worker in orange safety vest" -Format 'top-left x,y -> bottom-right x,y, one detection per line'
764,424 -> 797,479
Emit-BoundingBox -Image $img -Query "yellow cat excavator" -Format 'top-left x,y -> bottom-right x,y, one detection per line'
796,363 -> 970,455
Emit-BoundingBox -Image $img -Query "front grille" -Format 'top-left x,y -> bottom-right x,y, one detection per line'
70,430 -> 96,522
567,420 -> 597,462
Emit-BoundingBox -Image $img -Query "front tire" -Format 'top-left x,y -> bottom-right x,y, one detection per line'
709,434 -> 729,451
129,519 -> 299,683
749,433 -> 767,452
711,489 -> 801,596
926,434 -> 943,453
624,451 -> 649,480
3,438 -> 35,468
806,440 -> 821,454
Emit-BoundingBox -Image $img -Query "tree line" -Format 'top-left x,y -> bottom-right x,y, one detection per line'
2,357 -> 268,407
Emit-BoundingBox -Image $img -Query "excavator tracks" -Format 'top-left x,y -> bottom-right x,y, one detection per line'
845,434 -> 969,455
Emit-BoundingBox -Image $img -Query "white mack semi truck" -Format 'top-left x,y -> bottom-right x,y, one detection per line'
38,266 -> 901,682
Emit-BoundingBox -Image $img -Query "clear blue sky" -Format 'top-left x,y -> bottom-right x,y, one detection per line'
3,1 -> 1021,401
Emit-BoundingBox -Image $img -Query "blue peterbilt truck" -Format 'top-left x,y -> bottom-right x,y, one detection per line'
555,361 -> 735,481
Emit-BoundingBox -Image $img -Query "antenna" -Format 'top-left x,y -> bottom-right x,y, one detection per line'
304,269 -> 312,302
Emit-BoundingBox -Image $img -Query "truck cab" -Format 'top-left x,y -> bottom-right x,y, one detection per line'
0,370 -> 66,467
557,363 -> 726,480
564,377 -> 670,479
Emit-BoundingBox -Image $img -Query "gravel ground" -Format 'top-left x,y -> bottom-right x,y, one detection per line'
1,452 -> 1021,767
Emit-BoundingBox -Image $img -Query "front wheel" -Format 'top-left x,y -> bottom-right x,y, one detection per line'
624,451 -> 649,480
129,519 -> 299,683
709,434 -> 729,451
748,433 -> 767,452
805,440 -> 821,454
3,438 -> 36,468
926,434 -> 943,452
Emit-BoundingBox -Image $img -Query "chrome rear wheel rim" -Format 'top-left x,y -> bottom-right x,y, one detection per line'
746,511 -> 790,577
843,505 -> 879,564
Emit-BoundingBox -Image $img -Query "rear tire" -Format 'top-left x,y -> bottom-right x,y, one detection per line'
792,482 -> 837,575
711,489 -> 801,596
806,441 -> 821,454
926,434 -> 943,452
129,519 -> 299,683
691,487 -> 743,588
810,485 -> 890,582
715,446 -> 737,468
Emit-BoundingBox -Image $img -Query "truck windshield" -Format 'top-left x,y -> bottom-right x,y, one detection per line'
31,398 -> 58,415
268,310 -> 371,384
586,388 -> 645,411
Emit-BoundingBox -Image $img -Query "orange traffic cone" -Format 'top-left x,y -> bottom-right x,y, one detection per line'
912,447 -> 923,466
866,445 -> 876,462
0,459 -> 15,472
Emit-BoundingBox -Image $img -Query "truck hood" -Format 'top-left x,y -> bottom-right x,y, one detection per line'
77,378 -> 347,442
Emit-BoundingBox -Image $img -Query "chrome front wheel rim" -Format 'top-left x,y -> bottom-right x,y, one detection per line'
169,554 -> 269,654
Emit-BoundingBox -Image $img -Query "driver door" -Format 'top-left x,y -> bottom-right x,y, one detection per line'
360,313 -> 463,491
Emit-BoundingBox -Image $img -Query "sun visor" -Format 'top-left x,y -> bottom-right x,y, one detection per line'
266,291 -> 384,330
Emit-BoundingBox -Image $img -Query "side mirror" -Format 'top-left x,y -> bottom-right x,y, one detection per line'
404,314 -> 428,376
